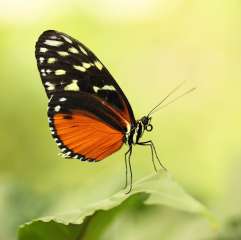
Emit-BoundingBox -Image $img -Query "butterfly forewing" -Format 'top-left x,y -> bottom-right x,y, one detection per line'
35,30 -> 135,161
35,30 -> 135,124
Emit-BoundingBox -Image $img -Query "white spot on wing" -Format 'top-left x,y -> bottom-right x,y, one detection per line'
93,85 -> 115,93
58,51 -> 69,56
93,86 -> 99,93
79,45 -> 88,55
59,97 -> 67,102
40,47 -> 48,53
102,85 -> 115,91
55,105 -> 61,112
94,60 -> 103,70
66,151 -> 71,156
44,40 -> 63,47
64,80 -> 80,91
46,69 -> 52,74
48,57 -> 56,64
45,82 -> 55,90
61,35 -> 72,43
49,35 -> 58,40
68,47 -> 79,54
82,62 -> 92,69
39,57 -> 44,63
73,65 -> 86,72
55,69 -> 66,75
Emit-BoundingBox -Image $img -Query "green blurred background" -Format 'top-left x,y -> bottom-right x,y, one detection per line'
1,0 -> 241,239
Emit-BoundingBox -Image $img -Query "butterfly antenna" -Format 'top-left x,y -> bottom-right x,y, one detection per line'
147,80 -> 187,117
149,87 -> 196,115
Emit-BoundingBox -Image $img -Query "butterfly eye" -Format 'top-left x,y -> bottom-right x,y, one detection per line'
145,124 -> 153,132
141,116 -> 149,125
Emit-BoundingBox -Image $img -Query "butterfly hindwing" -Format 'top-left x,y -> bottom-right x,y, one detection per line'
35,30 -> 135,124
48,92 -> 127,161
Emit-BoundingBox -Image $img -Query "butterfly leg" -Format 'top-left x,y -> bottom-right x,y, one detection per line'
138,141 -> 157,172
138,141 -> 167,171
124,149 -> 129,189
124,146 -> 133,194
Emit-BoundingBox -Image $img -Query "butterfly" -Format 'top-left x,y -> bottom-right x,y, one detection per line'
35,30 -> 194,192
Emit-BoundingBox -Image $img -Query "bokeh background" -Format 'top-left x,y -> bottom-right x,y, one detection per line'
1,0 -> 241,239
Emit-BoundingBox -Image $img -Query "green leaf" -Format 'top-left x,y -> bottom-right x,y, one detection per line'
212,216 -> 241,240
18,171 -> 217,240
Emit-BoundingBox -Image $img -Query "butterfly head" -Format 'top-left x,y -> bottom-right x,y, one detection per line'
140,116 -> 153,132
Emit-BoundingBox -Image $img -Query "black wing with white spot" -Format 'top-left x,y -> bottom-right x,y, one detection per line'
35,30 -> 135,124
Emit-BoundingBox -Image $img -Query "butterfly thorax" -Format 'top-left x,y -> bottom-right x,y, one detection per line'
125,116 -> 153,146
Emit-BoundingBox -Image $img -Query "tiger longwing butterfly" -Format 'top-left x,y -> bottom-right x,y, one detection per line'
35,30 -> 166,193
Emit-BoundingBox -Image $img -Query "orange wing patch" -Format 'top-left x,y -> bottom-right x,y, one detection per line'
53,112 -> 124,161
